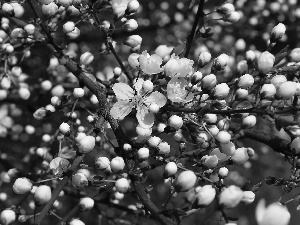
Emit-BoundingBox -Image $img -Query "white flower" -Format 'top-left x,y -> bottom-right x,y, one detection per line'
164,54 -> 194,77
167,77 -> 194,103
110,78 -> 166,128
256,199 -> 290,225
138,51 -> 163,74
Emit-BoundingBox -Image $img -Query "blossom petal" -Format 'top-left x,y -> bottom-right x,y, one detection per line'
112,83 -> 134,101
136,105 -> 154,128
133,78 -> 144,94
144,91 -> 167,108
110,101 -> 133,120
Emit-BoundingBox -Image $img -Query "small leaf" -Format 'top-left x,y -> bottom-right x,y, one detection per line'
274,45 -> 289,65
171,42 -> 186,56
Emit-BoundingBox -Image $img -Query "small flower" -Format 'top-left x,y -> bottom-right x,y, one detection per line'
164,54 -> 194,77
138,51 -> 162,74
167,77 -> 194,103
110,78 -> 167,128
49,157 -> 70,175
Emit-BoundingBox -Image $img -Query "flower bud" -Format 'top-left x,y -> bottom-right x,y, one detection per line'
137,147 -> 149,161
163,162 -> 177,178
223,11 -> 240,23
136,125 -> 152,137
257,51 -> 275,74
59,122 -> 70,135
216,131 -> 231,144
13,178 -> 32,194
128,53 -> 140,67
219,185 -> 243,208
41,80 -> 52,91
2,3 -> 14,16
157,142 -> 170,155
80,52 -> 94,66
18,87 -> 30,100
218,167 -> 229,178
149,103 -> 160,114
79,197 -> 94,211
110,157 -> 125,173
236,60 -> 248,75
235,88 -> 248,100
78,135 -> 95,154
276,81 -> 297,100
168,115 -> 183,130
290,48 -> 300,62
72,172 -> 88,188
246,50 -> 256,63
95,156 -> 110,170
291,137 -> 300,153
147,136 -> 162,147
207,125 -> 219,136
24,24 -> 35,35
11,66 -> 22,77
218,3 -> 235,14
211,83 -> 230,100
123,19 -> 138,32
231,147 -> 249,165
0,209 -> 16,225
242,115 -> 257,129
69,219 -> 85,225
142,80 -> 153,92
198,52 -> 211,67
126,0 -> 139,15
174,170 -> 197,192
123,35 -> 142,48
260,202 -> 290,225
220,142 -> 236,156
73,88 -> 85,98
238,74 -> 254,89
1,76 -> 10,90
271,23 -> 286,42
42,3 -> 58,17
270,75 -> 287,89
34,185 -> 52,205
191,71 -> 203,85
260,84 -> 276,99
203,114 -> 217,124
194,185 -> 216,208
66,27 -> 80,39
201,74 -> 217,90
241,191 -> 255,205
115,178 -> 130,193
212,54 -> 229,71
